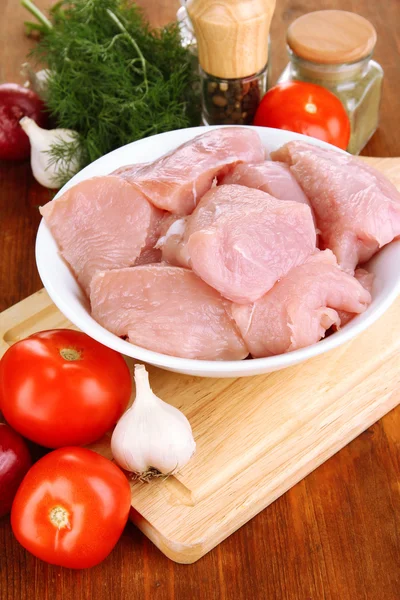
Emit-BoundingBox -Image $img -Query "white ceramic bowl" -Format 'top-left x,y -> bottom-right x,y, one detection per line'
36,126 -> 400,377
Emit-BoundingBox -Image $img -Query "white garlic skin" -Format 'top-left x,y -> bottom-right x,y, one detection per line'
111,364 -> 196,475
22,63 -> 50,101
19,117 -> 80,189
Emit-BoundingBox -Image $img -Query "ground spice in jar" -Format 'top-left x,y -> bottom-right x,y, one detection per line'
277,11 -> 383,154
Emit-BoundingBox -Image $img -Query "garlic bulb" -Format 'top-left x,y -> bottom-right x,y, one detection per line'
19,117 -> 80,189
21,63 -> 50,101
111,364 -> 196,476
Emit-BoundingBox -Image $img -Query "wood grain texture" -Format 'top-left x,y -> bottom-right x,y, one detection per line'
2,285 -> 400,565
187,0 -> 275,78
286,10 -> 377,64
1,0 -> 400,598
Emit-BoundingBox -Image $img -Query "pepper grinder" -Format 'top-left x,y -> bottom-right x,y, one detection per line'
186,0 -> 275,125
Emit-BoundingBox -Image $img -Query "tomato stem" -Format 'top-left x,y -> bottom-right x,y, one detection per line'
49,505 -> 71,530
59,348 -> 81,361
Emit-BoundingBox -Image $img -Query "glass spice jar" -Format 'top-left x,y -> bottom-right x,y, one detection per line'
177,5 -> 198,68
277,10 -> 383,155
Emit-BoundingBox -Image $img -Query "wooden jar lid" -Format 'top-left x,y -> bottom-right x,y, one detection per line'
287,10 -> 377,64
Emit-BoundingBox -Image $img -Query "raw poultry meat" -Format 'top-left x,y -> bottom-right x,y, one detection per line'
352,268 -> 375,294
156,215 -> 190,268
158,163 -> 315,269
231,250 -> 371,357
271,141 -> 400,273
40,176 -> 163,295
184,184 -> 316,303
112,127 -> 265,215
90,265 -> 248,361
337,268 -> 374,327
113,162 -> 149,177
133,246 -> 162,266
42,127 -> 400,362
220,161 -> 312,207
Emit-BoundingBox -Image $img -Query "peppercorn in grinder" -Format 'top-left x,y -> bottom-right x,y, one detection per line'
186,0 -> 275,125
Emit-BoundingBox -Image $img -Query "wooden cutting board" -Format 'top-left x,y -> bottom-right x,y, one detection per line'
1,156 -> 399,564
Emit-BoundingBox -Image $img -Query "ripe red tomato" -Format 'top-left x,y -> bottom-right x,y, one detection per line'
254,81 -> 351,150
0,329 -> 132,448
11,447 -> 131,568
0,423 -> 31,517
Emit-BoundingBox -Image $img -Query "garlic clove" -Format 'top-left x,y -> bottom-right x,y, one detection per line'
19,116 -> 80,189
111,364 -> 196,477
21,63 -> 50,101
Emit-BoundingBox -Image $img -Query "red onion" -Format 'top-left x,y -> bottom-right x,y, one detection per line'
0,83 -> 47,161
0,423 -> 32,517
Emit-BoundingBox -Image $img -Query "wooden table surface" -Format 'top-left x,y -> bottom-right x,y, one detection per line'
1,1 -> 400,598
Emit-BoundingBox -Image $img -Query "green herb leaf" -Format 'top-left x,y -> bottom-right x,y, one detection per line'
26,0 -> 200,178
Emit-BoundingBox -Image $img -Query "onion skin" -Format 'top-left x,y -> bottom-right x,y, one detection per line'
0,83 -> 47,161
0,423 -> 32,517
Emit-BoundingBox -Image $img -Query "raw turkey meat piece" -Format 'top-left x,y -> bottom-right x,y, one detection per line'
155,215 -> 190,268
231,250 -> 371,357
271,141 -> 400,273
220,161 -> 312,207
133,246 -> 162,266
40,176 -> 163,295
337,268 -> 375,327
90,265 -> 248,361
184,184 -> 316,304
352,268 -> 375,293
113,162 -> 149,177
113,127 -> 266,215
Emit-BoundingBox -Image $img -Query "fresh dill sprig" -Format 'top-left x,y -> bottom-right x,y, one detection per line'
23,0 -> 200,179
47,135 -> 84,188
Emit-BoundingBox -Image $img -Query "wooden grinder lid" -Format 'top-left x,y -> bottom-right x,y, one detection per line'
187,0 -> 276,79
287,10 -> 377,64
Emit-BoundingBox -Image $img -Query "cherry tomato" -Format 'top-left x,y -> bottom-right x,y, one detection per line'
11,447 -> 131,568
0,423 -> 31,517
0,329 -> 132,448
254,81 -> 351,150
0,83 -> 47,160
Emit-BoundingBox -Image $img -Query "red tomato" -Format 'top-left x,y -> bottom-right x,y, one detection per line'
0,329 -> 131,448
254,81 -> 351,150
11,447 -> 131,568
0,423 -> 31,517
0,83 -> 47,160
